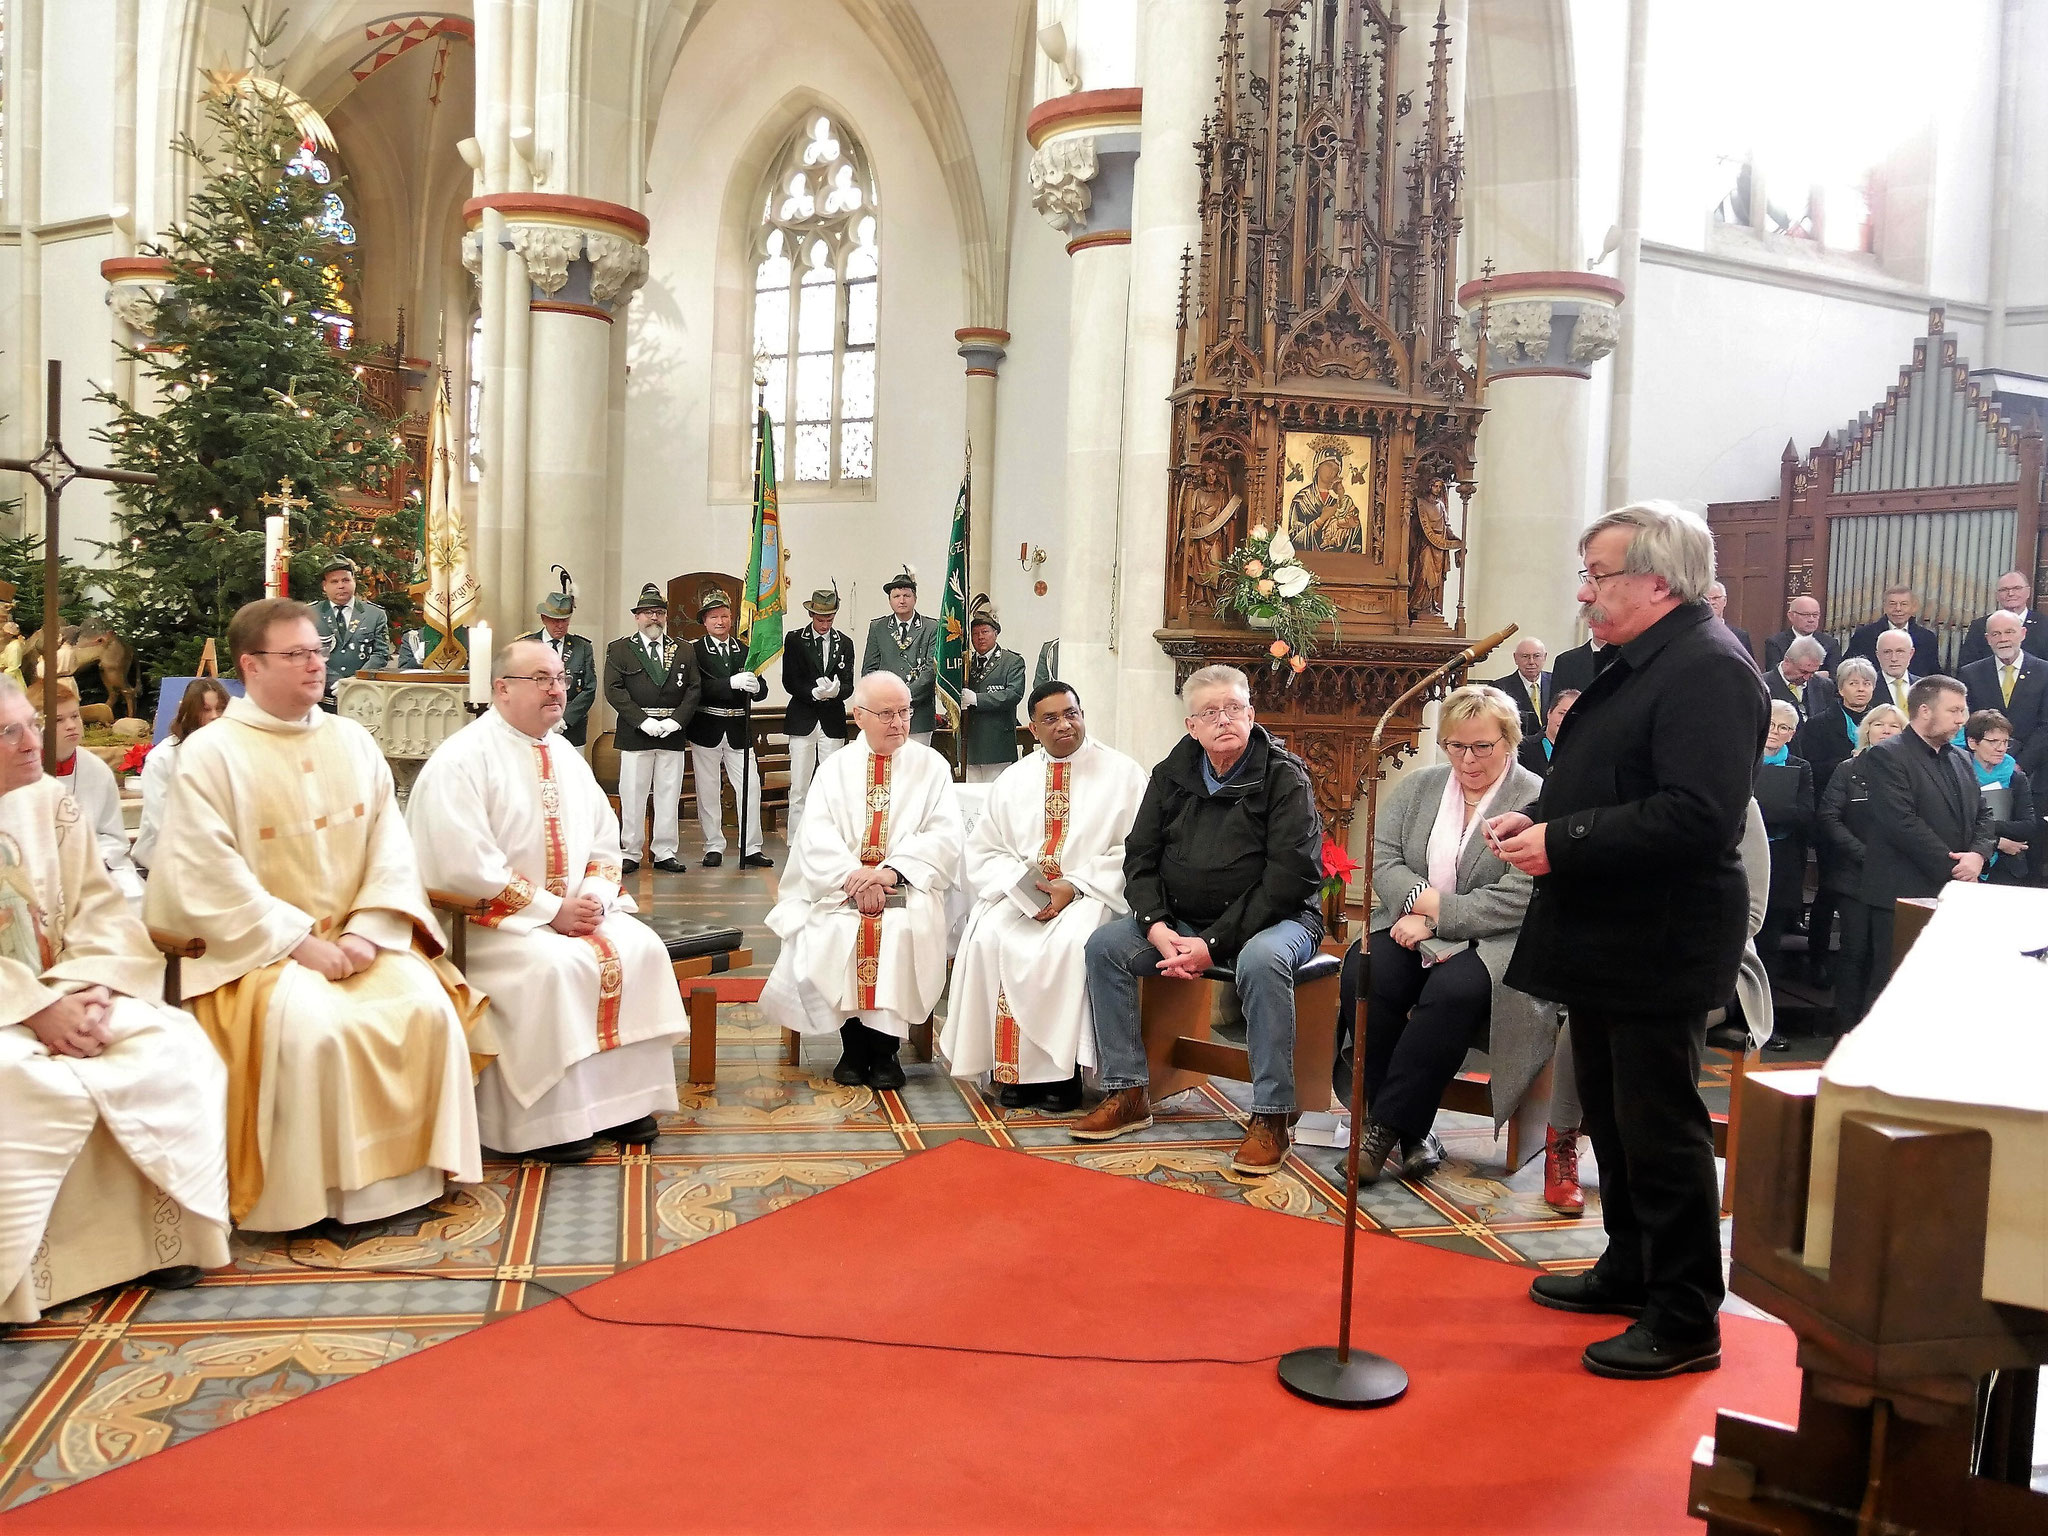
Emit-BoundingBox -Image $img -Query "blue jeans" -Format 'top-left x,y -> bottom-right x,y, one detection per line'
1084,914 -> 1320,1115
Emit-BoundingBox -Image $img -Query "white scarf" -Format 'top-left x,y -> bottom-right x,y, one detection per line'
1425,765 -> 1511,894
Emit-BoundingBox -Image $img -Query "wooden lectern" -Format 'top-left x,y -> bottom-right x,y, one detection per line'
1690,889 -> 2048,1533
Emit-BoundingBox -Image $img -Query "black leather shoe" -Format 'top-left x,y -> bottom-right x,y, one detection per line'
1529,1271 -> 1647,1319
1400,1133 -> 1446,1178
1764,1035 -> 1793,1053
1582,1322 -> 1721,1380
524,1138 -> 597,1164
1356,1119 -> 1401,1184
832,1022 -> 870,1086
702,851 -> 723,868
1032,1072 -> 1084,1115
651,858 -> 688,874
863,1048 -> 907,1092
601,1115 -> 661,1145
996,1081 -> 1032,1108
620,859 -> 639,876
141,1264 -> 204,1290
739,853 -> 775,869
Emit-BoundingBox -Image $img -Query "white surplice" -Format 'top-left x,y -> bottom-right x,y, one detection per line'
760,739 -> 962,1040
409,710 -> 686,1152
0,777 -> 229,1323
54,750 -> 143,904
941,739 -> 1149,1084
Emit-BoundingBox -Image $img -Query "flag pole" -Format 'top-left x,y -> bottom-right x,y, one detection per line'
738,375 -> 764,873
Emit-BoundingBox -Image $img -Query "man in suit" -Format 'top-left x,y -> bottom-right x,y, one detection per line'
1766,636 -> 1848,787
520,588 -> 598,747
602,584 -> 700,875
860,567 -> 938,744
1516,688 -> 1579,780
311,558 -> 390,710
1033,638 -> 1060,691
1705,582 -> 1752,658
781,584 -> 855,833
1491,502 -> 1768,1382
961,606 -> 1027,784
1847,584 -> 1942,678
1764,594 -> 1842,675
1848,677 -> 1994,1000
1958,570 -> 2048,668
1873,629 -> 1919,715
1490,637 -> 1552,739
687,588 -> 770,870
1549,637 -> 1616,696
1961,610 -> 2048,774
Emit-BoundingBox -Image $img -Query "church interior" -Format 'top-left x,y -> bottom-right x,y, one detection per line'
1,0 -> 2046,1529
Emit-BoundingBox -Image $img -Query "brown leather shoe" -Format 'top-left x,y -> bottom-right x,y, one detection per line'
1068,1086 -> 1153,1141
1231,1112 -> 1290,1175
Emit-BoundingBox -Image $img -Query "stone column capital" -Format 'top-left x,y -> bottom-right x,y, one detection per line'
955,327 -> 1011,376
467,195 -> 652,319
1026,89 -> 1143,248
1454,271 -> 1626,380
101,255 -> 174,338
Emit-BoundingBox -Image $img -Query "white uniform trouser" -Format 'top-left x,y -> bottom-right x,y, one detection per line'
618,748 -> 686,861
786,725 -> 845,833
963,763 -> 1005,785
692,740 -> 763,855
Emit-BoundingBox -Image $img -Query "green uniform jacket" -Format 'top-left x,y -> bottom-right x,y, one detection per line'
861,612 -> 939,733
313,598 -> 391,698
519,629 -> 598,746
1033,639 -> 1060,690
603,632 -> 701,753
963,644 -> 1026,765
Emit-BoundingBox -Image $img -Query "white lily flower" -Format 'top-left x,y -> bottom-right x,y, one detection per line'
1274,564 -> 1312,598
1268,530 -> 1295,563
1249,523 -> 1269,542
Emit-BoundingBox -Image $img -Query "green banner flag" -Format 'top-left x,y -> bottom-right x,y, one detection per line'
740,406 -> 785,673
935,455 -> 971,731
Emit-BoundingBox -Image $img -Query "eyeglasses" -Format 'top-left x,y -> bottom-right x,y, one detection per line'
0,720 -> 41,747
856,706 -> 913,724
1442,738 -> 1504,758
1576,568 -> 1632,589
251,647 -> 326,666
1189,702 -> 1253,725
503,673 -> 569,689
1034,708 -> 1084,726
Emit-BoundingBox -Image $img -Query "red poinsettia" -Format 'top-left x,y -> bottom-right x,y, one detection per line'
1318,834 -> 1360,901
118,740 -> 153,775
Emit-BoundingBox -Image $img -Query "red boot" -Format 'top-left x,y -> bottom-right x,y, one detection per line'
1543,1125 -> 1584,1215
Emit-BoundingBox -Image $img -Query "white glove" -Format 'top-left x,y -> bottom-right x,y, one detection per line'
811,680 -> 832,700
732,672 -> 762,696
960,688 -> 978,708
642,718 -> 676,739
819,677 -> 841,700
548,718 -> 567,735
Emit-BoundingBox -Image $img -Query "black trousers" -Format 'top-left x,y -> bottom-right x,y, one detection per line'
1571,1005 -> 1723,1340
1360,932 -> 1490,1141
1834,897 -> 1888,1028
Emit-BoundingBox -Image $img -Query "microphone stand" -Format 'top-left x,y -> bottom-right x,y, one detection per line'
1277,621 -> 1519,1409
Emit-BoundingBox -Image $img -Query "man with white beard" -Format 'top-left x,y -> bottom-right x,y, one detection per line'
761,672 -> 962,1090
942,682 -> 1148,1113
0,676 -> 229,1323
409,639 -> 690,1162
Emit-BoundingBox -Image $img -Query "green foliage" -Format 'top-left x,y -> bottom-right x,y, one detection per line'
89,24 -> 404,686
0,532 -> 92,627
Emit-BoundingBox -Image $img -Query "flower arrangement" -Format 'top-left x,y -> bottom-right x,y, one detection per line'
1318,834 -> 1360,939
1213,523 -> 1337,670
117,740 -> 153,775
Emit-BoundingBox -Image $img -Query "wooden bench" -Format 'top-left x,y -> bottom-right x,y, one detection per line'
1139,952 -> 1344,1107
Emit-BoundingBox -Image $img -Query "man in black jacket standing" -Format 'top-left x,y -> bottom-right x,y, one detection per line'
687,588 -> 771,870
1847,584 -> 1942,678
1490,502 -> 1768,1382
781,585 -> 854,833
1070,664 -> 1324,1176
603,584 -> 701,875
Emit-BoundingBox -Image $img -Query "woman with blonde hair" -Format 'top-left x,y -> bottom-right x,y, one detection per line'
1818,702 -> 1908,1028
1340,684 -> 1557,1183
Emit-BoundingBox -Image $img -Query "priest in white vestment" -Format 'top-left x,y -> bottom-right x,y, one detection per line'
0,678 -> 229,1323
145,599 -> 494,1231
761,672 -> 962,1090
942,682 -> 1148,1113
44,685 -> 144,905
409,639 -> 688,1161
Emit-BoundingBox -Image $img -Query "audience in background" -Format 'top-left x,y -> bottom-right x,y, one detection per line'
133,679 -> 232,873
1958,572 -> 2045,667
1847,584 -> 1942,678
1960,610 -> 2048,776
1517,689 -> 1578,780
1873,630 -> 1919,714
1964,709 -> 2035,887
1765,595 -> 1841,674
1822,704 -> 1908,1028
1800,656 -> 1879,982
1753,701 -> 1814,992
1706,582 -> 1752,657
1490,638 -> 1552,740
1767,636 -> 1847,790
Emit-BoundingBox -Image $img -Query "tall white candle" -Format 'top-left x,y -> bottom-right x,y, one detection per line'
264,516 -> 285,598
467,621 -> 492,705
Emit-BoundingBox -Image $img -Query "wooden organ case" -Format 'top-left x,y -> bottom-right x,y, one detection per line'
1157,0 -> 1487,832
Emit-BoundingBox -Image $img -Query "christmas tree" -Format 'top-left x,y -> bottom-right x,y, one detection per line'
91,42 -> 407,680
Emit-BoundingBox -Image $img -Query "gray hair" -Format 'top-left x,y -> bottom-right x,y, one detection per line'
1181,664 -> 1250,708
1578,501 -> 1715,604
1783,635 -> 1825,665
0,675 -> 26,711
851,670 -> 910,710
1834,656 -> 1877,688
1768,699 -> 1800,729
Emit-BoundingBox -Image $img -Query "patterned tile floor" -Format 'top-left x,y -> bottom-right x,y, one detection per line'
0,827 -> 1824,1513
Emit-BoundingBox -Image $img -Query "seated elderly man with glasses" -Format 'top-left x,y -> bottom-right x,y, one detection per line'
1070,664 -> 1325,1174
408,639 -> 689,1163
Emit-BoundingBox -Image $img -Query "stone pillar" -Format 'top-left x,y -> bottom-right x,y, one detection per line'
954,327 -> 1009,598
1029,86 -> 1143,739
465,194 -> 650,630
101,256 -> 172,411
1456,271 -> 1625,652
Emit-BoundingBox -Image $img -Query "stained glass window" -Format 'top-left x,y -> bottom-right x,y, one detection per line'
287,144 -> 357,246
751,115 -> 878,486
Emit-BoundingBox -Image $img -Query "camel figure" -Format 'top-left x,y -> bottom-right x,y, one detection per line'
21,623 -> 140,719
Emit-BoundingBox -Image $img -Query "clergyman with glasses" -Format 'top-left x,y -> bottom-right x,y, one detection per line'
406,638 -> 690,1164
760,671 -> 963,1092
1487,502 -> 1769,1383
1070,664 -> 1325,1176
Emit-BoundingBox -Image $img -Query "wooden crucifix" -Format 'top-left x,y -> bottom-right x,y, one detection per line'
0,361 -> 158,769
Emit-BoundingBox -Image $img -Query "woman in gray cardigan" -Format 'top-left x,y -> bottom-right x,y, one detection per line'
1352,685 -> 1558,1182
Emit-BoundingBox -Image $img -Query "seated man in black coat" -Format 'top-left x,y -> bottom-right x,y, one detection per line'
1767,636 -> 1848,790
1490,501 -> 1768,1383
1959,610 -> 2048,776
1957,571 -> 2047,668
1071,664 -> 1323,1177
1848,676 -> 1995,998
1706,581 -> 1752,658
1847,584 -> 1942,679
1764,594 -> 1842,675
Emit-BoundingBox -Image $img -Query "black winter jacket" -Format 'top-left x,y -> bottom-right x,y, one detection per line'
1123,725 -> 1324,961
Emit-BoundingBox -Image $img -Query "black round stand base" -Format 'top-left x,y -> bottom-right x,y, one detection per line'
1276,1346 -> 1409,1409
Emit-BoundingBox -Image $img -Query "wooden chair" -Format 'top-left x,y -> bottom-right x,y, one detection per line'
149,929 -> 205,1007
1138,952 -> 1343,1108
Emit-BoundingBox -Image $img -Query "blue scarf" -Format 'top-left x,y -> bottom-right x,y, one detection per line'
1541,737 -> 1553,760
1974,753 -> 2015,789
1761,745 -> 1790,767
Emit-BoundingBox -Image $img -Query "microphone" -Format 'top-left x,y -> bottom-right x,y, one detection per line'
1454,623 -> 1519,673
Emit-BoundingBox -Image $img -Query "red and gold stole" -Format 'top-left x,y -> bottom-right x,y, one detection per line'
854,749 -> 894,1009
994,756 -> 1072,1083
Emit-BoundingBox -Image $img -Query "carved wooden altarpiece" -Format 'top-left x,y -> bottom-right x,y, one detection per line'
1158,0 -> 1486,831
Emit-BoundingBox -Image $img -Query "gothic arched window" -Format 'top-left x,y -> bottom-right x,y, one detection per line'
752,114 -> 879,485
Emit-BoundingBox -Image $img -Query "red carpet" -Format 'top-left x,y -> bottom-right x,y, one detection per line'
5,1142 -> 1797,1534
